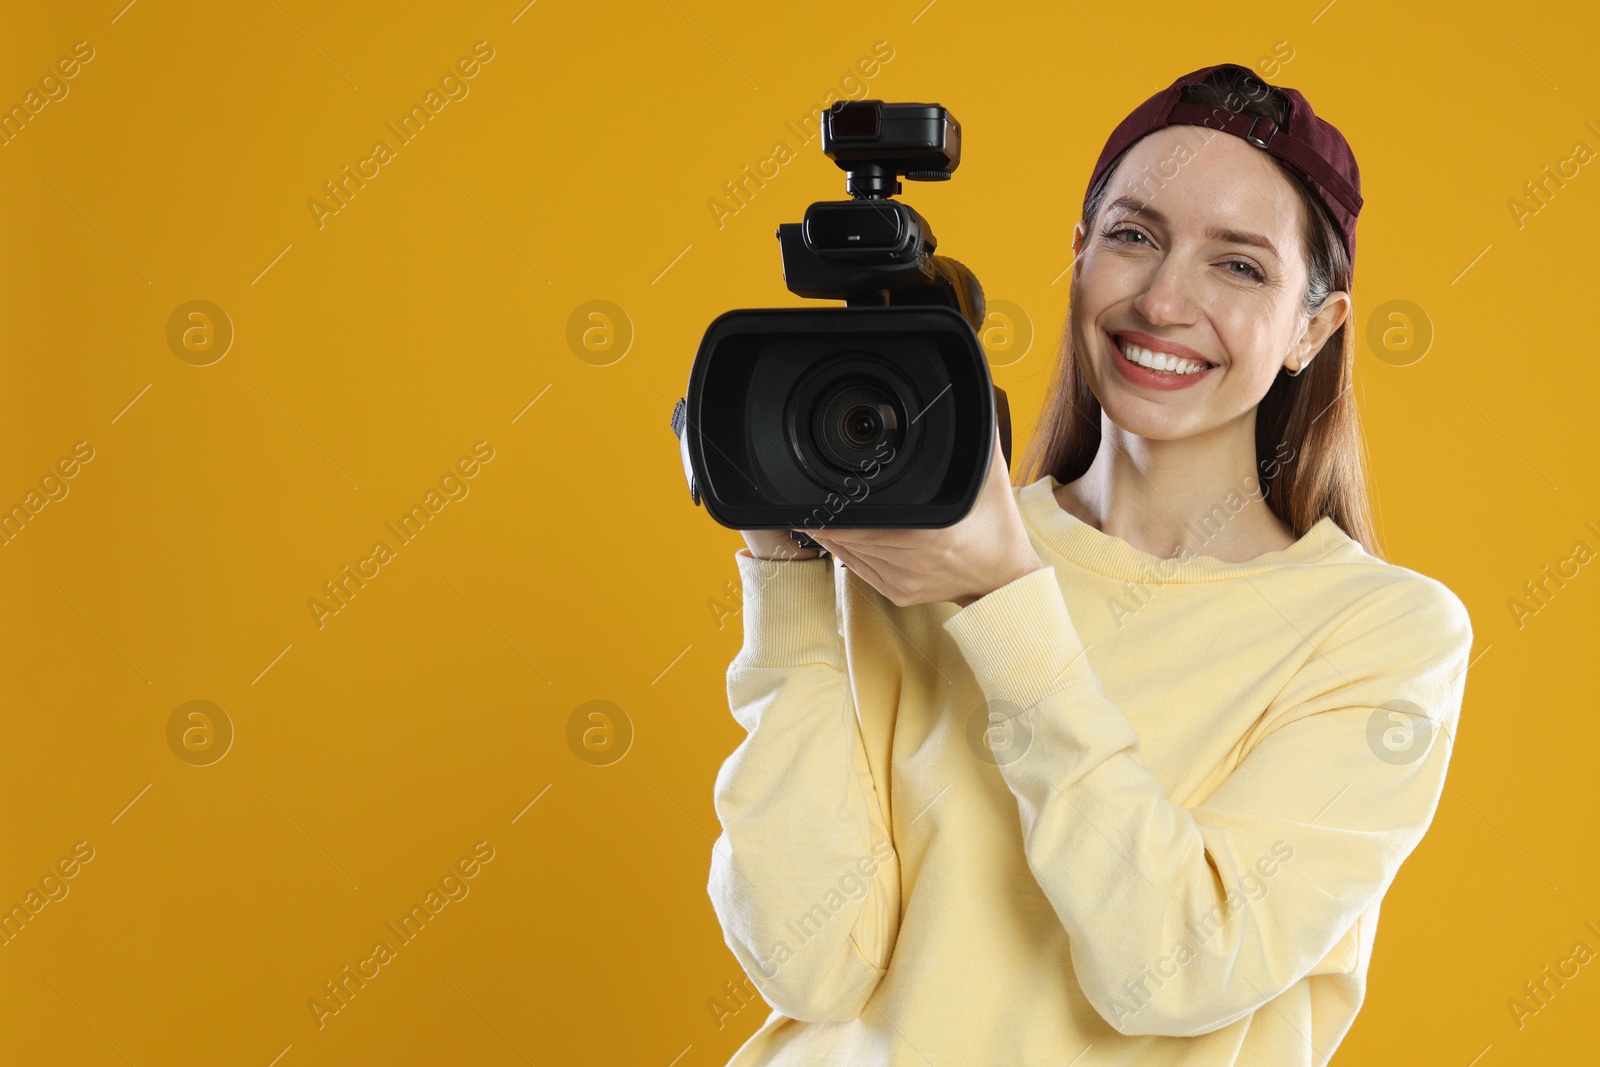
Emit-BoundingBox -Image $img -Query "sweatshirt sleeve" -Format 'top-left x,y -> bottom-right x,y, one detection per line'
941,563 -> 1473,1039
706,548 -> 901,1023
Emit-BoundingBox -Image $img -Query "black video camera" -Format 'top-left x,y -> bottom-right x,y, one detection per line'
671,100 -> 1010,551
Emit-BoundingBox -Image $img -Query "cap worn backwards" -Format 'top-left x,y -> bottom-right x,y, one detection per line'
1085,62 -> 1363,266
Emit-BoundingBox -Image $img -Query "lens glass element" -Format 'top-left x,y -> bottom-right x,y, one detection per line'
813,380 -> 902,471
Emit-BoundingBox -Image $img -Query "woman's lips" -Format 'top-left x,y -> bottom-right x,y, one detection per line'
1107,332 -> 1217,391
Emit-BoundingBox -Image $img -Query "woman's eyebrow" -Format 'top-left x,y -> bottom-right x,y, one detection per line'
1105,195 -> 1280,260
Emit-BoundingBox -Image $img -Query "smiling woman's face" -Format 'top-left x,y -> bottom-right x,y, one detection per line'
1070,124 -> 1334,441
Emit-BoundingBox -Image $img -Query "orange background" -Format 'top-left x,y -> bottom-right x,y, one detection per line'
2,1 -> 1596,1063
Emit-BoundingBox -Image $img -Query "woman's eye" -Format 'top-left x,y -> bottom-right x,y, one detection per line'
1104,227 -> 1266,283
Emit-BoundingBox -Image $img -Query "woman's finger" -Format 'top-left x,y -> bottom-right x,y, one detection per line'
820,529 -> 930,555
815,537 -> 890,595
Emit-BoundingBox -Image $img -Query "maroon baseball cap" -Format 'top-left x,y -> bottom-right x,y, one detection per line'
1085,62 -> 1363,265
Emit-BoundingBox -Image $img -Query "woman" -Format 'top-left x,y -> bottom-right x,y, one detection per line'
707,63 -> 1473,1066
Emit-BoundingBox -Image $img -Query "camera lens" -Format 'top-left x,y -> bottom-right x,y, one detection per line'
813,379 -> 902,472
843,404 -> 884,445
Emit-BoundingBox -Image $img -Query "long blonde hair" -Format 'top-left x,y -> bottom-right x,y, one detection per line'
1015,66 -> 1382,559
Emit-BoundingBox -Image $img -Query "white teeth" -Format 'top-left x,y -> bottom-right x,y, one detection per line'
1117,338 -> 1210,375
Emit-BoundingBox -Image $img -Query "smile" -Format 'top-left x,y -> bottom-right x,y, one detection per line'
1108,332 -> 1218,391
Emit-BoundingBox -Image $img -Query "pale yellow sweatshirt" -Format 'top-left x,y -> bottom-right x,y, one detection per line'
708,474 -> 1474,1066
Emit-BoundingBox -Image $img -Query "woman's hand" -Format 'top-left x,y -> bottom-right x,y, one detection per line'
811,425 -> 1046,608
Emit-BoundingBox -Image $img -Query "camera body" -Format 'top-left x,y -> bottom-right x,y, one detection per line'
672,100 -> 1009,542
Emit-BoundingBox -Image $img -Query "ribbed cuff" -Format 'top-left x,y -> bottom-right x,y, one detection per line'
941,565 -> 1093,717
732,549 -> 844,668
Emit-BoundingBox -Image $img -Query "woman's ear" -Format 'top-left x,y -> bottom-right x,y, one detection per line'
1294,290 -> 1352,362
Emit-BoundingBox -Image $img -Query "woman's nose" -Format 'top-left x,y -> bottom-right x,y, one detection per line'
1130,256 -> 1200,326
